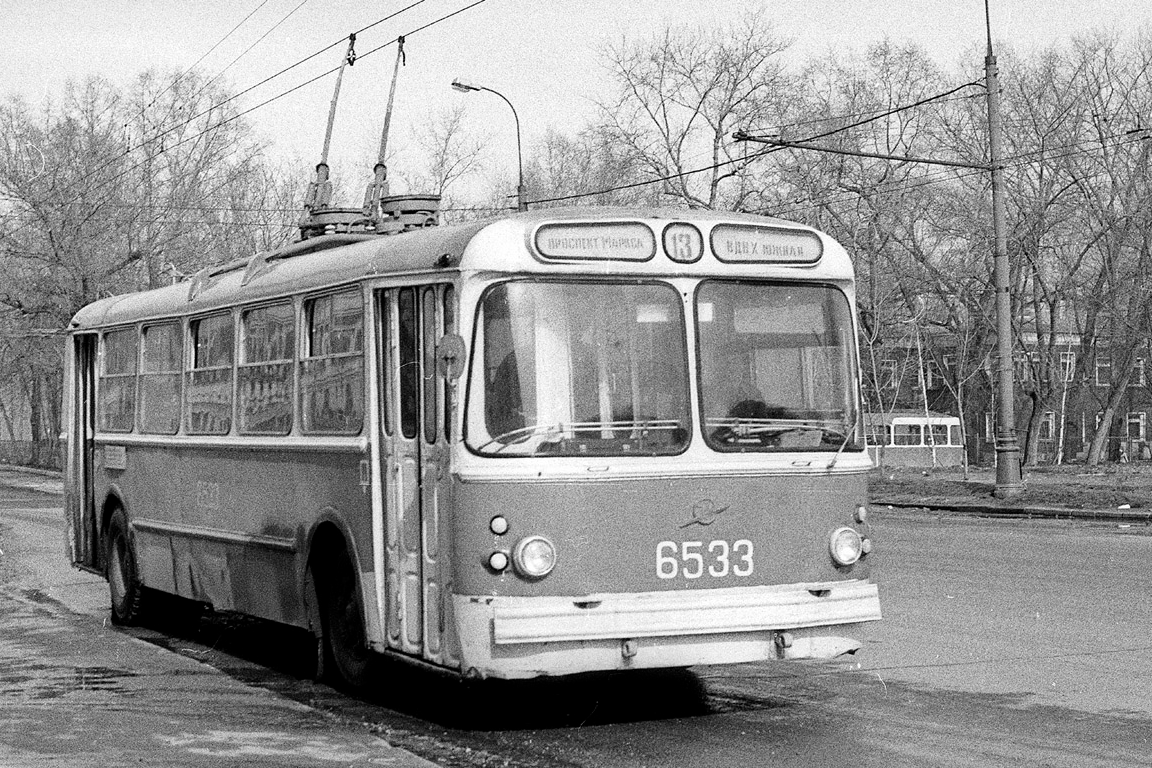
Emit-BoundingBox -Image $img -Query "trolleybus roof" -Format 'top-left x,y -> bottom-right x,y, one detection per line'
69,206 -> 854,330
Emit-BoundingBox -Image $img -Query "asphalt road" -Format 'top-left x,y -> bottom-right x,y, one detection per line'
1,475 -> 1151,767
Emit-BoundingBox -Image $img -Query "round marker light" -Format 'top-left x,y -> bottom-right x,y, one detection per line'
513,536 -> 556,578
490,515 -> 509,535
829,527 -> 863,566
854,505 -> 868,525
488,551 -> 509,572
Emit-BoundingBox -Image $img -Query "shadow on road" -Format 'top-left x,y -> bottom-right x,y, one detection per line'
122,591 -> 784,731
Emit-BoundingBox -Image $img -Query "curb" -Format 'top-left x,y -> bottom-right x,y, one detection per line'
875,499 -> 1152,523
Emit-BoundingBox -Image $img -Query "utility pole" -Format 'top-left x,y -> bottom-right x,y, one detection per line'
985,0 -> 1024,497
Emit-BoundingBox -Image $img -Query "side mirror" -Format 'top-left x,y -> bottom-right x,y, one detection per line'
436,333 -> 467,380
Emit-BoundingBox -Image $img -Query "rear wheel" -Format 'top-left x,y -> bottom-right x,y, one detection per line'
312,546 -> 374,690
106,508 -> 147,625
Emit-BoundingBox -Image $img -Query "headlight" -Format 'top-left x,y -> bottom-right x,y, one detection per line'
513,535 -> 556,578
829,527 -> 863,566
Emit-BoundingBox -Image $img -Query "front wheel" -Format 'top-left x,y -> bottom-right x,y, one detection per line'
312,547 -> 374,691
106,508 -> 147,625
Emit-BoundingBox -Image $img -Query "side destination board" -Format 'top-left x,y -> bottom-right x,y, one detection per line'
710,224 -> 823,264
534,222 -> 656,261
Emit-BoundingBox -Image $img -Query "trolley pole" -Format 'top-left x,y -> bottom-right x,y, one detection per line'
985,2 -> 1024,497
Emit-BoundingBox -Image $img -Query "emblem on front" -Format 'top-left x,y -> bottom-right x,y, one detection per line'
680,498 -> 730,528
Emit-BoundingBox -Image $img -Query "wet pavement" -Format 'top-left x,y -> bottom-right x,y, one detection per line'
0,476 -> 438,768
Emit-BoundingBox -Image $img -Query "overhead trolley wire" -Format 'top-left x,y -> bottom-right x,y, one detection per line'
528,81 -> 986,207
41,0 -> 443,212
140,0 -> 275,115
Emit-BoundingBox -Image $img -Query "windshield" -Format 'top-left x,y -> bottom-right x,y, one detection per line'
697,281 -> 859,452
466,281 -> 690,456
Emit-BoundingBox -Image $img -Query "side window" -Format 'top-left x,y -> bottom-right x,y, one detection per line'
139,322 -> 182,435
98,328 -> 138,432
398,288 -> 418,439
892,423 -> 922,446
443,285 -> 455,442
187,313 -> 234,435
239,302 -> 295,435
422,287 -> 439,443
302,290 -> 364,434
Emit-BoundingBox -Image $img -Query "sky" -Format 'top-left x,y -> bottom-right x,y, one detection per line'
2,0 -> 1149,199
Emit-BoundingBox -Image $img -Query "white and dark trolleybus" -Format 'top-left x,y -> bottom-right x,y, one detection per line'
63,204 -> 881,687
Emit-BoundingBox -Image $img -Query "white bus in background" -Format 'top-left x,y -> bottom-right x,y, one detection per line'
865,411 -> 964,468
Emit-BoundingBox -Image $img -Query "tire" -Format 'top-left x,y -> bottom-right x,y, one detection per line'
106,508 -> 147,625
313,547 -> 374,690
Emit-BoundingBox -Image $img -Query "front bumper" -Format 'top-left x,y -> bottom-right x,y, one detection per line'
454,579 -> 881,679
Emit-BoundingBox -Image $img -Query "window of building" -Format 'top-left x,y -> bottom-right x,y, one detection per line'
923,360 -> 942,390
1060,351 -> 1076,382
1130,358 -> 1146,388
98,328 -> 138,432
1038,411 -> 1056,441
880,359 -> 899,391
301,290 -> 364,434
984,412 -> 995,441
1095,357 -> 1111,386
239,302 -> 295,435
139,322 -> 183,435
1127,412 -> 1146,443
187,313 -> 234,435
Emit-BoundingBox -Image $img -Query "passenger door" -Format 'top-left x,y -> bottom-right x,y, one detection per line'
65,333 -> 99,570
378,285 -> 456,665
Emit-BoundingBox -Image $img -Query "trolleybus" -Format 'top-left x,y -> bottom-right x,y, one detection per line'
63,206 -> 881,686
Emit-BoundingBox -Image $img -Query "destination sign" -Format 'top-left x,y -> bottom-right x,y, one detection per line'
534,222 -> 656,261
710,224 -> 823,264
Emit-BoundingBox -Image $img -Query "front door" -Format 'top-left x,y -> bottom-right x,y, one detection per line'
378,285 -> 456,665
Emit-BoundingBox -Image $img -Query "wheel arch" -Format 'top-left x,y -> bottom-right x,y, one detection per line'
98,484 -> 128,572
301,507 -> 368,637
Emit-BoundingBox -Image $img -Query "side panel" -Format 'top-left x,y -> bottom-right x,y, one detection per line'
65,334 -> 99,570
90,442 -> 368,628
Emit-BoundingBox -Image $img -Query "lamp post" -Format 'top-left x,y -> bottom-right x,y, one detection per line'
984,0 -> 1024,497
451,78 -> 527,212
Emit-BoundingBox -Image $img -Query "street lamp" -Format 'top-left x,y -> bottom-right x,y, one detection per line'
984,0 -> 1023,497
451,78 -> 527,212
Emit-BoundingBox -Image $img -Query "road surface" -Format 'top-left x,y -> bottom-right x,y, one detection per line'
1,474 -> 1150,766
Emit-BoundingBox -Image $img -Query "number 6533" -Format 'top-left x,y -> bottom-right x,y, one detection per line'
656,539 -> 754,580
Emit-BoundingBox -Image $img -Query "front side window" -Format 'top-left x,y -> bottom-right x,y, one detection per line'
301,290 -> 364,434
697,281 -> 859,452
466,281 -> 690,457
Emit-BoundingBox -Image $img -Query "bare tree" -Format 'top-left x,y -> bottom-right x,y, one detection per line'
0,70 -> 295,461
595,12 -> 795,210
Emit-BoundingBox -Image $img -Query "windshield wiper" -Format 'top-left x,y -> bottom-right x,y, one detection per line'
707,417 -> 853,447
479,419 -> 686,453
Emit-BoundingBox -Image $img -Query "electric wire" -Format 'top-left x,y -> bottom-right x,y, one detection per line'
139,0 -> 274,115
41,0 -> 487,217
527,81 -> 986,206
40,0 -> 438,211
167,0 -> 314,127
